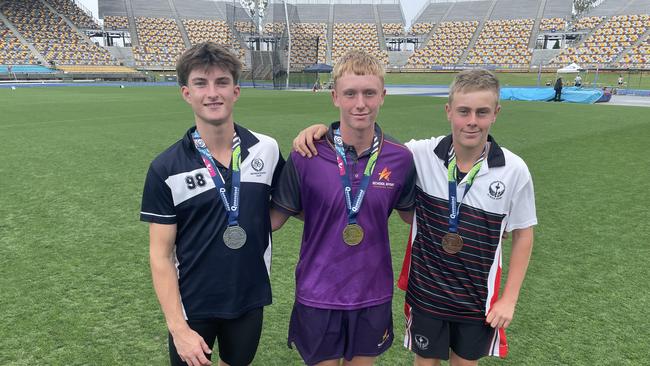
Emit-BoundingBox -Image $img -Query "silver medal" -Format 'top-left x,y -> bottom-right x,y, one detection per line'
223,225 -> 247,249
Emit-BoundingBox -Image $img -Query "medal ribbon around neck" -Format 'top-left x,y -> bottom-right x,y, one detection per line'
333,127 -> 380,226
192,129 -> 242,227
446,142 -> 489,234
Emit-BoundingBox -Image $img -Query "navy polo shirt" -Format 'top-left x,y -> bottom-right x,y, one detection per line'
141,124 -> 284,319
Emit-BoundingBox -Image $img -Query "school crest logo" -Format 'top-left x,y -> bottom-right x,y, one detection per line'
414,334 -> 429,350
488,180 -> 505,199
251,158 -> 264,172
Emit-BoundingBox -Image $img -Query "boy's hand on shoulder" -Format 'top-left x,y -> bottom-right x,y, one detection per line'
293,124 -> 328,157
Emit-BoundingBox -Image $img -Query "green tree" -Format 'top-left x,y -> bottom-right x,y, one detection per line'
573,0 -> 602,17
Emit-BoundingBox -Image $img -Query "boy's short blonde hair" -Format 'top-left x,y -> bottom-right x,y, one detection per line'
449,69 -> 500,106
332,49 -> 385,87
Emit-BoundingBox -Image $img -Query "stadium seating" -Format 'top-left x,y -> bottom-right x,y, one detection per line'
0,0 -> 117,66
332,23 -> 388,65
45,0 -> 99,29
182,19 -> 245,63
57,65 -> 138,73
3,0 -> 648,73
617,36 -> 650,69
540,17 -> 566,32
573,16 -> 606,30
133,16 -> 186,68
234,21 -> 255,34
406,21 -> 478,68
382,23 -> 404,36
0,22 -> 38,65
289,23 -> 327,69
264,22 -> 285,36
466,19 -> 534,68
549,14 -> 650,68
409,22 -> 434,35
103,16 -> 129,30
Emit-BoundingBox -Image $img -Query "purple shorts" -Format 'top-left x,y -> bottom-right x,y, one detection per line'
288,301 -> 394,365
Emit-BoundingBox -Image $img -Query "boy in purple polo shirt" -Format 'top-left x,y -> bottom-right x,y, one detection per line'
271,50 -> 416,366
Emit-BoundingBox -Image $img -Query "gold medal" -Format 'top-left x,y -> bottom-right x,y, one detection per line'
441,233 -> 463,254
342,224 -> 364,246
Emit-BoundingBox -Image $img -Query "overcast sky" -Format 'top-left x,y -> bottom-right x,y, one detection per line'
77,0 -> 429,26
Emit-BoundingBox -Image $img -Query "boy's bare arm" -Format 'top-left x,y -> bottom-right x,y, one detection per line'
485,226 -> 534,329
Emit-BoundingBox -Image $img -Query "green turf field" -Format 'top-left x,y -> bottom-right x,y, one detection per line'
1,86 -> 648,365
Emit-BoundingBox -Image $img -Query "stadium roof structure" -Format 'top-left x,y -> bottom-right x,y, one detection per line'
279,0 -> 399,4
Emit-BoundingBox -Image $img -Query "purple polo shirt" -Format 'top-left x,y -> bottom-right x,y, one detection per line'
272,122 -> 415,310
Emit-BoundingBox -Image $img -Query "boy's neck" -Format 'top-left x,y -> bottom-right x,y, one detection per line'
453,141 -> 489,172
339,122 -> 375,154
196,120 -> 235,163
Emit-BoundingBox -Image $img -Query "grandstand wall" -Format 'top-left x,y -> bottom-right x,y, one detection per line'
2,0 -> 649,82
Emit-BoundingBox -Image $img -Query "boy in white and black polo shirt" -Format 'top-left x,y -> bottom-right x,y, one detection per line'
141,42 -> 284,366
397,69 -> 537,365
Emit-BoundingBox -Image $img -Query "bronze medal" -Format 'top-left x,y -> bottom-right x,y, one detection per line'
342,224 -> 364,246
441,233 -> 463,254
223,225 -> 247,249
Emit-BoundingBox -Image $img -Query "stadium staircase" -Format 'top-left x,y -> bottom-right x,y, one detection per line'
166,0 -> 191,48
249,51 -> 273,80
40,0 -> 95,49
125,0 -> 139,46
415,0 -> 455,47
418,22 -> 440,50
373,5 -> 387,53
458,0 -> 498,65
529,0 -> 548,49
326,3 -> 334,64
107,46 -> 135,67
569,14 -> 608,45
610,27 -> 650,65
387,51 -> 411,67
531,49 -> 561,67
0,11 -> 48,65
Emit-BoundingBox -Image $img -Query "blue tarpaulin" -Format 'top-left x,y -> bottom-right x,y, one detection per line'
500,87 -> 604,104
303,63 -> 333,73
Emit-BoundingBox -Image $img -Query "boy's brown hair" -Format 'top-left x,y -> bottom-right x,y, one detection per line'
176,42 -> 242,87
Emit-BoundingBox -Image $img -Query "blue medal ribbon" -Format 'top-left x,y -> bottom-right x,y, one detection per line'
192,129 -> 242,227
446,143 -> 489,234
333,128 -> 380,225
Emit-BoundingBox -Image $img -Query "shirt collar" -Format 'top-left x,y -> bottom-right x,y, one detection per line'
185,123 -> 259,162
433,134 -> 505,168
325,121 -> 384,158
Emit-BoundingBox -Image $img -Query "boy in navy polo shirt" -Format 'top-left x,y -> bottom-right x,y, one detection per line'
141,42 -> 284,366
271,50 -> 416,366
293,69 -> 537,366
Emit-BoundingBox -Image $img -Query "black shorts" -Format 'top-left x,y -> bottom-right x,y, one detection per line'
169,307 -> 263,366
405,308 -> 496,361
